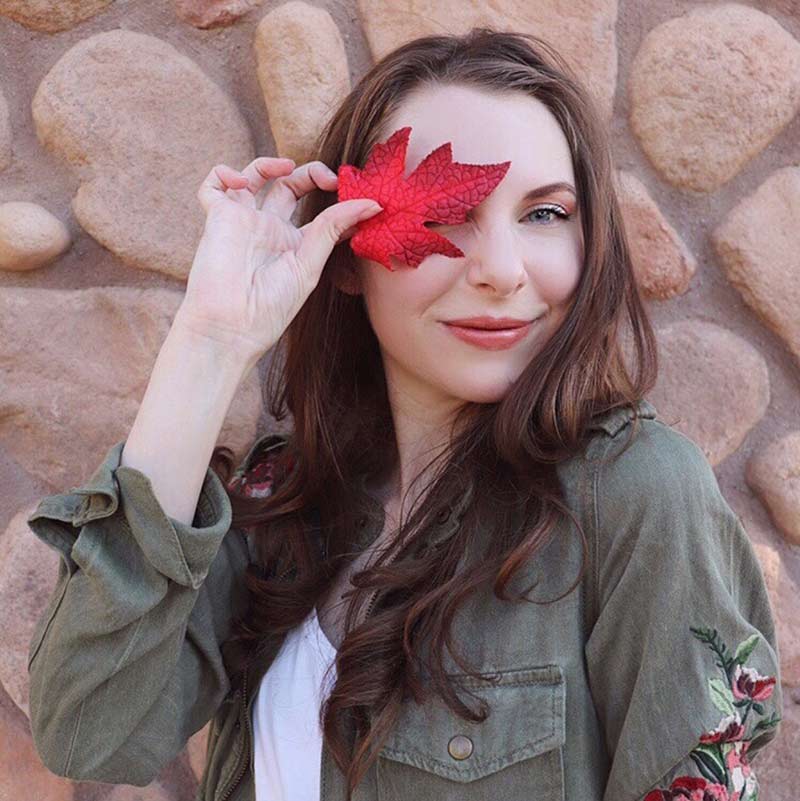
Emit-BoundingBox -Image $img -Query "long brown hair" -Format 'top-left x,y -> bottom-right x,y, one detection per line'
211,26 -> 657,799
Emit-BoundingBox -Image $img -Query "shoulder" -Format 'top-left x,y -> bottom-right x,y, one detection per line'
587,407 -> 755,639
580,401 -> 742,593
559,398 -> 724,525
593,407 -> 724,516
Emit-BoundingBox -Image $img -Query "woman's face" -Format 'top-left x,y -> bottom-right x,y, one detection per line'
341,82 -> 584,407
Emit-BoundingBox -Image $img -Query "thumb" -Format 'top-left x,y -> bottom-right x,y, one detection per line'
294,199 -> 382,278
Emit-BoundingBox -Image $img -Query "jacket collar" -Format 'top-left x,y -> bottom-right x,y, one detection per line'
586,398 -> 657,437
264,399 -> 657,559
347,399 -> 657,551
350,469 -> 476,551
69,401 -> 654,530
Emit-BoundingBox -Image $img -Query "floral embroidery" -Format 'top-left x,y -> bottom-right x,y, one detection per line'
227,446 -> 293,499
643,627 -> 781,801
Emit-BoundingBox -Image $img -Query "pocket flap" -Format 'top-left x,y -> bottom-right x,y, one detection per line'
378,664 -> 565,783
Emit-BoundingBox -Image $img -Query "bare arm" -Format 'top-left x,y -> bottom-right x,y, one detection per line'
120,308 -> 256,526
26,155 -> 381,785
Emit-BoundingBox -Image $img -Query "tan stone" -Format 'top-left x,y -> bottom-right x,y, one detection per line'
649,320 -> 770,466
187,722 -> 211,780
356,0 -> 619,123
615,171 -> 696,299
741,545 -> 800,793
0,505 -> 60,717
0,686 -> 74,800
175,0 -> 265,28
0,201 -> 71,271
0,286 -> 263,492
746,431 -> 800,547
0,0 -> 110,33
712,166 -> 800,369
31,29 -> 253,281
629,4 -> 800,192
254,2 -> 350,164
106,780 -> 174,800
728,492 -> 800,688
751,697 -> 800,800
0,89 -> 10,171
760,0 -> 800,18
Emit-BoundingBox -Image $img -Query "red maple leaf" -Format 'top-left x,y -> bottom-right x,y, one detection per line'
336,125 -> 511,271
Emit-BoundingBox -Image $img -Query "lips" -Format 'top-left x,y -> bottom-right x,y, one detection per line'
440,318 -> 539,351
443,316 -> 535,330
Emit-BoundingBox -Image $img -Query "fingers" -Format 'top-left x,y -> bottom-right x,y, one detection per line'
196,158 -> 295,213
298,216 -> 360,244
241,156 -> 297,199
293,199 -> 382,284
260,161 -> 340,220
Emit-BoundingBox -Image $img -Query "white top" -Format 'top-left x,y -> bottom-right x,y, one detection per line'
252,607 -> 339,801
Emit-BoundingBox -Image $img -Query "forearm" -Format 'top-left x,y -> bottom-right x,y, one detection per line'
121,309 -> 256,526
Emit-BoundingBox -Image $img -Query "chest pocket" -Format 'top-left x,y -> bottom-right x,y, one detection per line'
376,664 -> 566,801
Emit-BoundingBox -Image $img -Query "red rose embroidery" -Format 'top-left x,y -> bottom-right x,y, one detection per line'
644,776 -> 729,800
643,627 -> 779,801
228,449 -> 294,499
699,715 -> 745,745
731,664 -> 776,702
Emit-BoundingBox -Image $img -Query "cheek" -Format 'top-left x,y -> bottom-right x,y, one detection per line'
361,259 -> 451,324
527,245 -> 583,304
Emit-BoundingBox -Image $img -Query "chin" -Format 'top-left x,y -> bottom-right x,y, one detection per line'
447,376 -> 521,404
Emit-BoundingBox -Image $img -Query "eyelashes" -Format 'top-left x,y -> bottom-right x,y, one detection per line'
426,204 -> 573,230
522,204 -> 572,225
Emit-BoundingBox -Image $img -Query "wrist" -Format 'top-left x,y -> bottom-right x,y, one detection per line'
170,307 -> 261,375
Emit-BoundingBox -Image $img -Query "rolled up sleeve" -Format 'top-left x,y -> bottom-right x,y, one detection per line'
25,438 -> 250,786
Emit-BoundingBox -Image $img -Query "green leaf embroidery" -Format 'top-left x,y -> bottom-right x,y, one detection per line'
686,625 -> 779,801
708,677 -> 735,716
690,626 -> 736,681
751,712 -> 782,736
649,623 -> 777,801
690,743 -> 727,785
734,634 -> 760,666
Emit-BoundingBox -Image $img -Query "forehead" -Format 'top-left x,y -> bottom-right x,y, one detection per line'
378,83 -> 575,189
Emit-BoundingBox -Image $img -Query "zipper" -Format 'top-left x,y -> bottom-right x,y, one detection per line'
216,655 -> 252,801
355,507 -> 457,656
356,543 -> 400,628
359,589 -> 380,629
356,504 -> 449,627
214,524 -> 386,800
215,563 -> 294,801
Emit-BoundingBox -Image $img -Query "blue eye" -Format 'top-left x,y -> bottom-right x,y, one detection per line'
523,205 -> 571,225
426,205 -> 573,230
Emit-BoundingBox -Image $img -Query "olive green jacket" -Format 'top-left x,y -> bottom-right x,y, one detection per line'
26,399 -> 783,801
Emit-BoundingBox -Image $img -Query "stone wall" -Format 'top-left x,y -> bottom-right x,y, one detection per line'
1,1 -> 798,798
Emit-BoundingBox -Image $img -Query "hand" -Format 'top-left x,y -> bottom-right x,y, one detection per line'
174,156 -> 382,364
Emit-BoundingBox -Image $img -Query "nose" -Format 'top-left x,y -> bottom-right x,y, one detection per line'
463,223 -> 527,295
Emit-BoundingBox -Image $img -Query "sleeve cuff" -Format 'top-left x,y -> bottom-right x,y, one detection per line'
26,439 -> 233,589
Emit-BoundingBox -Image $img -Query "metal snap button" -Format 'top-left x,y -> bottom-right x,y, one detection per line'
447,734 -> 473,760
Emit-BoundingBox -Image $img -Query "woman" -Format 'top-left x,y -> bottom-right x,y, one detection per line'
26,28 -> 781,801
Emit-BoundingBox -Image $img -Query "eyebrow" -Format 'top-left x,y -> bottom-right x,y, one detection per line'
461,180 -> 579,222
522,182 -> 577,201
